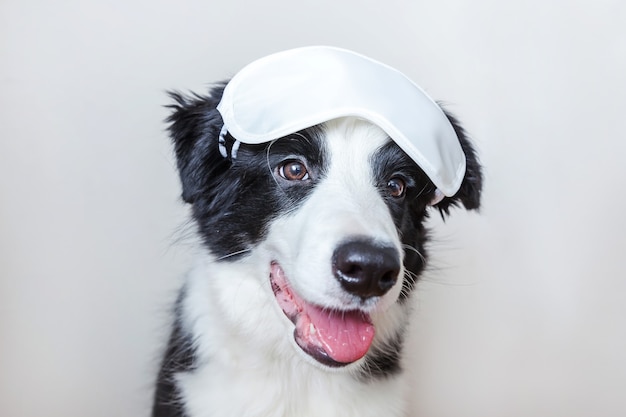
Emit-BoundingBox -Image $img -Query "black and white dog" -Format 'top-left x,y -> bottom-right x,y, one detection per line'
153,62 -> 482,416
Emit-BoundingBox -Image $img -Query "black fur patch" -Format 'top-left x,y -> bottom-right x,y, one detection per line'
436,110 -> 483,215
167,85 -> 328,260
152,293 -> 195,417
370,141 -> 433,301
369,110 -> 484,301
359,330 -> 405,380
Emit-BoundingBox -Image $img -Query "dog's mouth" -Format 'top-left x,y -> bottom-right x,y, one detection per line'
270,262 -> 375,367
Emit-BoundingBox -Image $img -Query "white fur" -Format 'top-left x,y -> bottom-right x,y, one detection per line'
176,119 -> 411,417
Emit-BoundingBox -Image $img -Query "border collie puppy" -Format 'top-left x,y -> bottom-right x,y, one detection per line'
152,47 -> 482,417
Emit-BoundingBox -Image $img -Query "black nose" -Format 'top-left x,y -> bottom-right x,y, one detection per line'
332,240 -> 401,299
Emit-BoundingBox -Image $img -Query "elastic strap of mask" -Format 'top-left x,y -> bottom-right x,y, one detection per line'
218,125 -> 241,160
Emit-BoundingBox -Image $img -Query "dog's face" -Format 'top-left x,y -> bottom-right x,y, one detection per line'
168,84 -> 482,371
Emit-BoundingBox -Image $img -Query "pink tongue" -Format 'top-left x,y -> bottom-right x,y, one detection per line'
302,304 -> 375,364
270,262 -> 375,364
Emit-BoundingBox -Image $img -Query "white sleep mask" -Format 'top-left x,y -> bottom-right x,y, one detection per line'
216,46 -> 466,197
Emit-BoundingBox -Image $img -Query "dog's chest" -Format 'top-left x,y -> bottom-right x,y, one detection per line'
177,360 -> 407,417
172,256 -> 410,417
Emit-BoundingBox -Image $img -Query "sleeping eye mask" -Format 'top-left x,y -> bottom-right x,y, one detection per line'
216,46 -> 466,197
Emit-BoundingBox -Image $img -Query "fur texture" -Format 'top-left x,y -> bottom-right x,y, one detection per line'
153,83 -> 482,417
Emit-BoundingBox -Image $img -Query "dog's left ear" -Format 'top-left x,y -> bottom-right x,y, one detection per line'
434,110 -> 483,216
166,83 -> 230,204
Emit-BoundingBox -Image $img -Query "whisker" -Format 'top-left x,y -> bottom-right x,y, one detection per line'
403,269 -> 419,282
412,182 -> 431,201
265,139 -> 279,184
402,243 -> 426,264
289,131 -> 309,143
216,248 -> 252,261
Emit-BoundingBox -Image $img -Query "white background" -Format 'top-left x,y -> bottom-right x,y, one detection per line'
1,1 -> 625,416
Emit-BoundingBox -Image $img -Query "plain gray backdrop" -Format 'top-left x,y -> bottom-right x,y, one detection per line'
1,1 -> 625,416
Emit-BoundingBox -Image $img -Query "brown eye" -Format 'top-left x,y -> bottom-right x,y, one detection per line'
387,177 -> 406,198
278,160 -> 309,181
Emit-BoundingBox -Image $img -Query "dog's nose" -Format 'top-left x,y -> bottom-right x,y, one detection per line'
332,240 -> 400,299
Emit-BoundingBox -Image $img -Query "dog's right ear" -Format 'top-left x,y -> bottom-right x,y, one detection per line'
432,110 -> 483,216
166,83 -> 229,203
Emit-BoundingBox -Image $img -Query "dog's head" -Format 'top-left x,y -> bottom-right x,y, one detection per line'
167,48 -> 482,373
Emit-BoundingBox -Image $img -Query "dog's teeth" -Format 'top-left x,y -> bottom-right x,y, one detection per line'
309,323 -> 316,335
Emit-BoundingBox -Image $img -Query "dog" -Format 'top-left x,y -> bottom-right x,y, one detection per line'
152,48 -> 482,417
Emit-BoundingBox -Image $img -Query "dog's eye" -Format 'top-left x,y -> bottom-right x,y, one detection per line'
278,160 -> 309,181
387,177 -> 406,198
